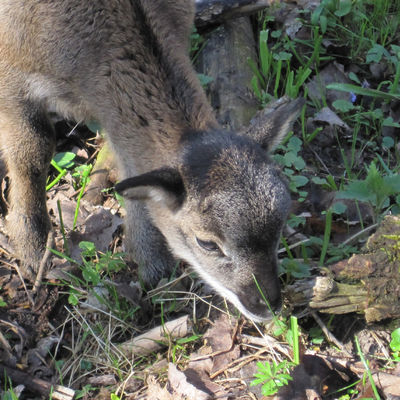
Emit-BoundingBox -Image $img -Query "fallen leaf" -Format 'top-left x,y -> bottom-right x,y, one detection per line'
313,107 -> 350,130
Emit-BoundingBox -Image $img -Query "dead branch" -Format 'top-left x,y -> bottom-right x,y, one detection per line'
0,364 -> 75,400
119,315 -> 190,357
286,215 -> 400,323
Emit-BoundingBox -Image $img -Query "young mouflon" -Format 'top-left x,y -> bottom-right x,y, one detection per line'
0,0 -> 303,321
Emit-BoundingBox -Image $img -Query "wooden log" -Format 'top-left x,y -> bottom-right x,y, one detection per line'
195,16 -> 259,130
0,364 -> 75,400
195,0 -> 276,27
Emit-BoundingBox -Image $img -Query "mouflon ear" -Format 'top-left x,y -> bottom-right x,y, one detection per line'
242,96 -> 305,151
115,168 -> 185,210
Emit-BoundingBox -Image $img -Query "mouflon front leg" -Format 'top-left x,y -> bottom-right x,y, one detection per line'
0,99 -> 55,280
124,200 -> 178,286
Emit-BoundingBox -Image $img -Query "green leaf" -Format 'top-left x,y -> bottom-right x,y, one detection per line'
383,175 -> 400,192
82,266 -> 100,285
271,30 -> 282,38
319,15 -> 328,34
86,120 -> 101,133
283,151 -> 304,169
332,99 -> 355,112
337,181 -> 374,203
331,202 -> 347,215
53,152 -> 76,169
334,0 -> 351,17
287,136 -> 303,153
312,177 -> 328,185
390,328 -> 400,351
259,30 -> 270,77
274,51 -> 292,61
327,83 -> 400,101
68,291 -> 79,306
291,175 -> 309,188
366,44 -> 386,63
292,156 -> 306,171
348,71 -> 361,84
311,3 -> 324,26
197,73 -> 213,87
383,116 -> 400,128
382,136 -> 394,149
79,241 -> 96,257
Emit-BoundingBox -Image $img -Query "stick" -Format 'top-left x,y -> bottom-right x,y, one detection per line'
0,364 -> 75,400
119,315 -> 190,357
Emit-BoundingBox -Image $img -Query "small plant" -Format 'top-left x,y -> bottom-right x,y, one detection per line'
170,334 -> 202,363
336,161 -> 400,221
274,136 -> 309,202
72,163 -> 93,230
251,316 -> 299,395
53,241 -> 135,320
251,359 -> 295,396
389,327 -> 400,362
75,384 -> 97,399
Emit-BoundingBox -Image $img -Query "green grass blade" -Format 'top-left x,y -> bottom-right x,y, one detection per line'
327,83 -> 400,101
290,316 -> 300,365
319,208 -> 332,266
355,336 -> 381,400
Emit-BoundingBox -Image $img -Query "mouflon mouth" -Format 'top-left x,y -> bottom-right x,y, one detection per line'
207,278 -> 282,322
236,290 -> 282,322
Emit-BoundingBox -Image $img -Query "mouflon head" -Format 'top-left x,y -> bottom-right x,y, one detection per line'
116,97 -> 304,321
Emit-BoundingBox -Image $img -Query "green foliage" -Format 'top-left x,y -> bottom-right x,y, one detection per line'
274,136 -> 309,202
47,152 -> 76,190
53,151 -> 76,169
75,384 -> 96,399
279,258 -> 311,279
171,334 -> 202,363
190,26 -> 204,60
251,359 -> 295,396
337,161 -> 400,220
390,327 -> 400,362
249,28 -> 311,105
197,73 -> 214,88
53,241 -> 136,320
72,164 -> 93,230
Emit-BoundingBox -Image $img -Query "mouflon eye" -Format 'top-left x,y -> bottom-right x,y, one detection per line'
196,238 -> 221,253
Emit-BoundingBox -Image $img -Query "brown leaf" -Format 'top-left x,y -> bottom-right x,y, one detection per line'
202,314 -> 240,374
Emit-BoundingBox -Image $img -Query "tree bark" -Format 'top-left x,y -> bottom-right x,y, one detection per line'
195,0 -> 276,27
286,215 -> 400,323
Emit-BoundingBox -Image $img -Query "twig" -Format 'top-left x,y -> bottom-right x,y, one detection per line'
119,315 -> 190,357
13,265 -> 34,307
33,230 -> 54,294
311,311 -> 352,356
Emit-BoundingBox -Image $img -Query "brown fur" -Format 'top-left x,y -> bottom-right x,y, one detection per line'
0,0 -> 302,321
